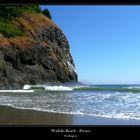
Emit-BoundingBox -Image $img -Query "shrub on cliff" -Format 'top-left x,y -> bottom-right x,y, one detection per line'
0,5 -> 52,37
0,5 -> 41,19
0,18 -> 23,37
0,5 -> 42,37
42,8 -> 52,19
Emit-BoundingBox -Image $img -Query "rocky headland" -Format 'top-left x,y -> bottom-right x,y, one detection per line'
0,6 -> 78,89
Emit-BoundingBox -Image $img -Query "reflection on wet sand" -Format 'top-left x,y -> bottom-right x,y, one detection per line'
0,105 -> 73,125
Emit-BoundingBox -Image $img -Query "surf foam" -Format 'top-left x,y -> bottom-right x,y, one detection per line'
0,90 -> 34,93
23,84 -> 73,91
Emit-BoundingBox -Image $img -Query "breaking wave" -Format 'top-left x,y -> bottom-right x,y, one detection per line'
0,84 -> 140,93
22,84 -> 140,93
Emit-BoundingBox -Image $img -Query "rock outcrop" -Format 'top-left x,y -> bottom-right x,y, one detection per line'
0,13 -> 78,89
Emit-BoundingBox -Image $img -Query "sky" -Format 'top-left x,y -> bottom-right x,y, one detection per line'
40,5 -> 140,84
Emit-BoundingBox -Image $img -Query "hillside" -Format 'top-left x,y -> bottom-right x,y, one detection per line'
0,6 -> 78,89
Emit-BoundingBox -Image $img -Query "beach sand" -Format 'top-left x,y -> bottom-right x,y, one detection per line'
0,105 -> 140,125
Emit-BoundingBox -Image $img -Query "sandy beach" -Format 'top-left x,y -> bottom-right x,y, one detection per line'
0,105 -> 139,125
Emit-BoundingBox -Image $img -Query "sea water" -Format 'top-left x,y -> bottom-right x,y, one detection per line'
0,84 -> 140,120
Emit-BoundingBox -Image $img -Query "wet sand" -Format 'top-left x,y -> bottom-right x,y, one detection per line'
0,105 -> 140,125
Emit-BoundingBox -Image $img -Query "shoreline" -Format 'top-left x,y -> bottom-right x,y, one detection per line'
0,105 -> 140,125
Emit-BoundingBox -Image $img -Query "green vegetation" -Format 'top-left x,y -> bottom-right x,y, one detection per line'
0,5 -> 42,37
0,5 -> 41,19
42,8 -> 52,19
0,5 -> 52,37
0,18 -> 23,37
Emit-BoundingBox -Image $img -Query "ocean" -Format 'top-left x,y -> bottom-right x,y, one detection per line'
0,84 -> 140,120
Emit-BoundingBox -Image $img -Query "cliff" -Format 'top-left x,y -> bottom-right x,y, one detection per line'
0,10 -> 78,89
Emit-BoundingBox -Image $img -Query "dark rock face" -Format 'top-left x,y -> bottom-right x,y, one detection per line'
0,13 -> 78,89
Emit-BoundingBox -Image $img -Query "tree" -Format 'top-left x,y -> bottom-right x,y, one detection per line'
42,8 -> 52,19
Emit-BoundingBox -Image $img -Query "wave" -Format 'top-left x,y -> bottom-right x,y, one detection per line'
0,90 -> 34,93
1,84 -> 140,93
23,84 -> 92,92
1,86 -> 140,121
3,104 -> 140,120
22,84 -> 140,93
74,86 -> 140,92
23,85 -> 73,91
125,86 -> 140,89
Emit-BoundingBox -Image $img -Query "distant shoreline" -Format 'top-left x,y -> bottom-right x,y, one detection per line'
0,105 -> 140,125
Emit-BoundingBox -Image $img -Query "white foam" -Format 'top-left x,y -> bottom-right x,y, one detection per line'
23,85 -> 31,90
0,90 -> 34,93
45,86 -> 73,91
126,86 -> 140,89
6,105 -> 140,120
91,113 -> 140,120
23,84 -> 73,91
72,85 -> 90,89
1,102 -> 140,120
